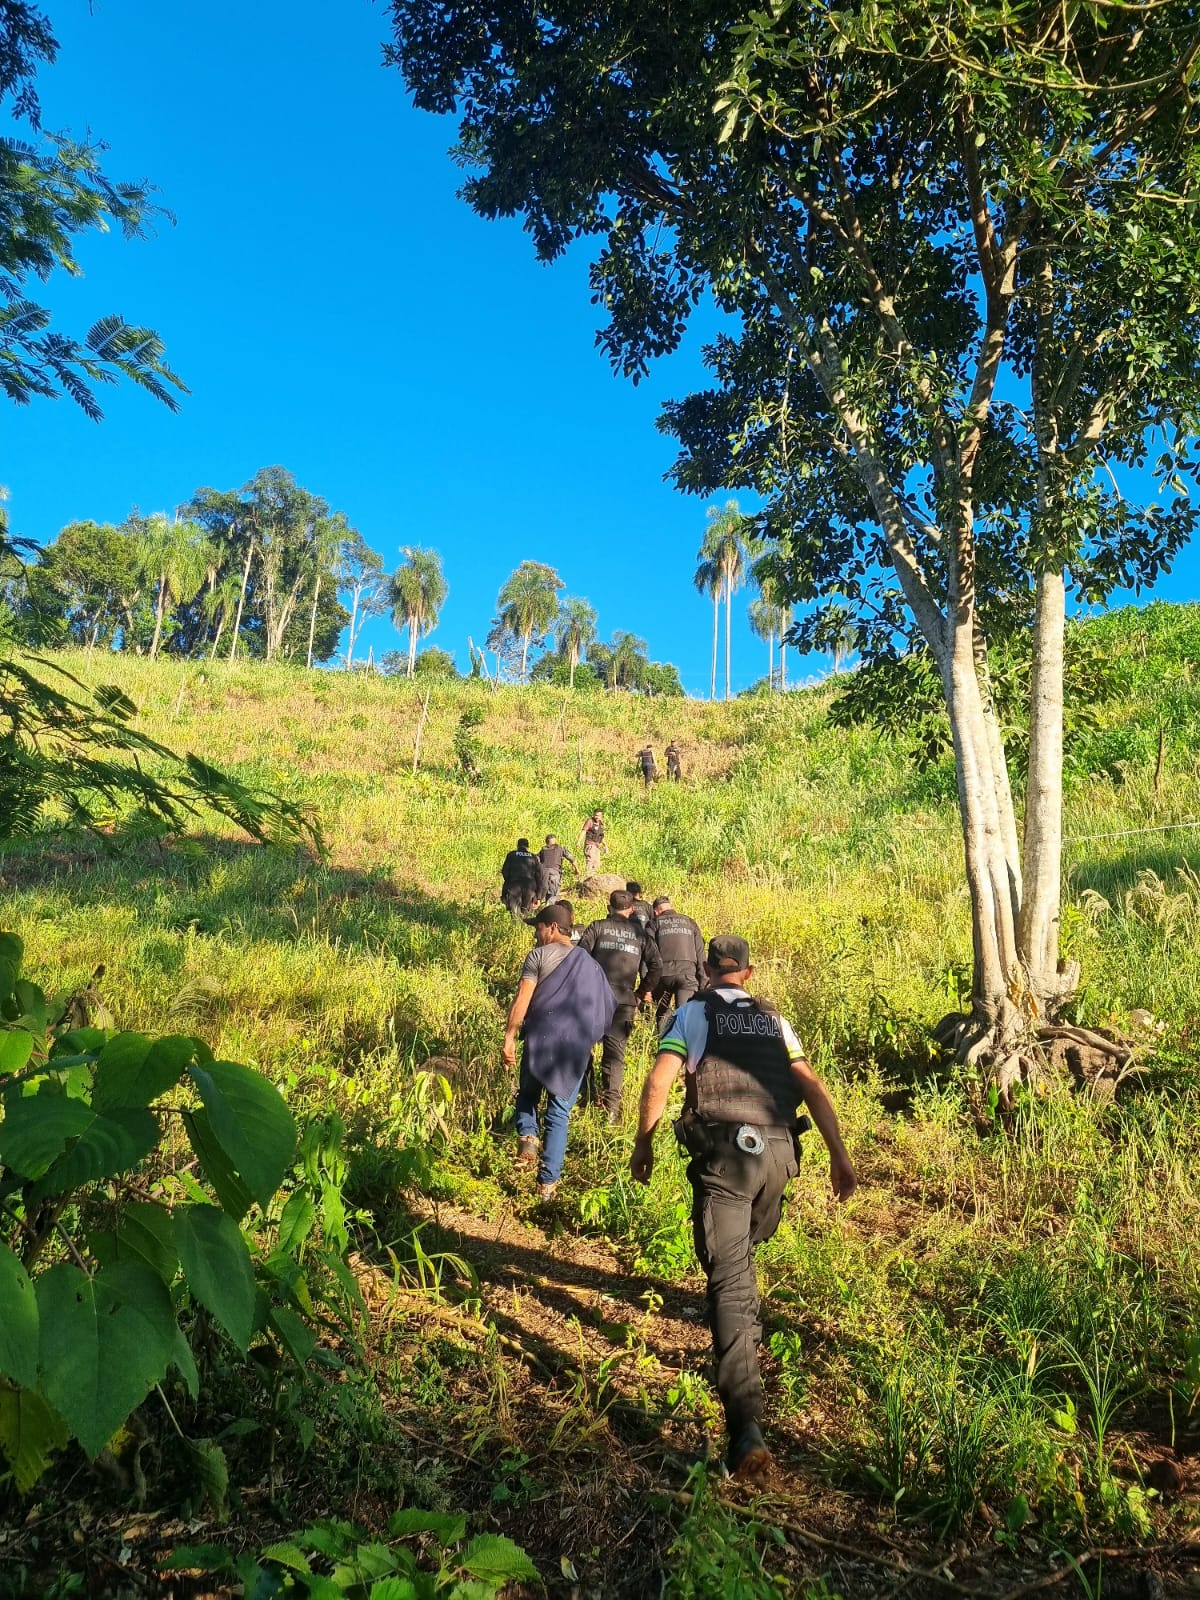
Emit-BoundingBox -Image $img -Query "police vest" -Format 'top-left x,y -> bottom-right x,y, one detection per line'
655,913 -> 701,970
687,991 -> 803,1128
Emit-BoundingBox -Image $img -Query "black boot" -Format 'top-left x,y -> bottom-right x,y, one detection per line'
727,1420 -> 773,1484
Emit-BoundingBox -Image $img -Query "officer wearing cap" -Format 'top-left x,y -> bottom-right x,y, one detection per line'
500,837 -> 541,918
577,890 -> 663,1120
630,935 -> 857,1482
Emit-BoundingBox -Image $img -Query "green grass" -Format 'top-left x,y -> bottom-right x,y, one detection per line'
4,603 -> 1200,1581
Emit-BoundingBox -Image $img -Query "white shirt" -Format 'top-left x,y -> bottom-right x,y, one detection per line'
659,987 -> 805,1076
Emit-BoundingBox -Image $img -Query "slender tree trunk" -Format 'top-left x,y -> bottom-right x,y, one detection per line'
150,577 -> 167,660
1018,567 -> 1067,1006
781,641 -> 787,691
407,613 -> 419,678
229,538 -> 255,664
210,609 -> 226,661
569,646 -> 577,688
521,631 -> 530,683
346,589 -> 360,670
767,630 -> 774,691
710,593 -> 718,700
724,575 -> 732,700
305,574 -> 321,670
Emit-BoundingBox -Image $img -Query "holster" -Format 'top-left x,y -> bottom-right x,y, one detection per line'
673,1108 -> 713,1157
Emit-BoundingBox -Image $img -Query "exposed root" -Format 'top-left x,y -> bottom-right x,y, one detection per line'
935,1008 -> 1144,1108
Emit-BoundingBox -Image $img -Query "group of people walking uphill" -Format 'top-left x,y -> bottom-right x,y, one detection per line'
499,825 -> 857,1484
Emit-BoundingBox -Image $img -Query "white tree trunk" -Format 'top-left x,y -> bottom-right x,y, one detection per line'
305,574 -> 321,670
229,539 -> 255,664
346,588 -> 360,669
710,593 -> 718,700
724,577 -> 732,700
781,642 -> 787,691
1018,567 -> 1067,1004
150,578 -> 167,660
407,613 -> 419,677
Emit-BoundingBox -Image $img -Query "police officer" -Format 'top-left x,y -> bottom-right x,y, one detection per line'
500,837 -> 540,918
630,935 -> 857,1482
649,895 -> 705,1017
625,881 -> 653,931
538,834 -> 577,903
577,890 -> 663,1120
637,745 -> 657,788
665,741 -> 682,782
578,810 -> 606,875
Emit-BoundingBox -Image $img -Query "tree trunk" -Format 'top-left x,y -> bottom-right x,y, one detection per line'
767,629 -> 774,692
520,631 -> 530,683
229,538 -> 255,664
724,576 -> 732,700
150,577 -> 167,660
346,588 -> 360,670
407,613 -> 419,678
305,574 -> 321,671
710,593 -> 718,700
569,646 -> 577,688
781,641 -> 787,691
210,609 -> 226,661
1018,566 -> 1068,1009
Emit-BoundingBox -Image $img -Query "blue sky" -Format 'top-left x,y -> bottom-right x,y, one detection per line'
5,1 -> 1198,695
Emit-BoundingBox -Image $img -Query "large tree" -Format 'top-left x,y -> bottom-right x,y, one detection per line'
388,0 -> 1200,1090
695,500 -> 753,701
493,560 -> 564,682
391,546 -> 448,677
336,533 -> 389,670
555,596 -> 598,687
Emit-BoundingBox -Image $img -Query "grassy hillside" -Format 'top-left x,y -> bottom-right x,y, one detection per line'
3,602 -> 1200,1595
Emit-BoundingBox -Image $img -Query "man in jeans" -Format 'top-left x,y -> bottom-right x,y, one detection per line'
630,935 -> 857,1480
503,904 -> 613,1197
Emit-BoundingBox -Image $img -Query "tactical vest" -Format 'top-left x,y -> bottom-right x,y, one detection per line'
655,913 -> 701,970
687,991 -> 803,1128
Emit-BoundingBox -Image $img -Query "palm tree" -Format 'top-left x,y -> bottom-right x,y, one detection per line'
139,515 -> 214,660
750,551 -> 793,691
693,552 -> 722,701
747,597 -> 778,690
391,547 -> 448,677
202,572 -> 244,661
495,561 -> 564,682
556,597 -> 597,687
696,500 -> 753,699
608,630 -> 648,690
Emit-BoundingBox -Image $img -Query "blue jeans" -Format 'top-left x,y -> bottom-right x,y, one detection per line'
514,1059 -> 583,1185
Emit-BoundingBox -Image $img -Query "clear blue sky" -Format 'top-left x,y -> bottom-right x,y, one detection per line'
6,1 -> 1197,694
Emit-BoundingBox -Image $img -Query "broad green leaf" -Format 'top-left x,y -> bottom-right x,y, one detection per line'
268,1305 -> 316,1366
458,1535 -> 539,1584
0,1094 -> 93,1179
0,1031 -> 34,1076
92,1032 -> 195,1112
0,1382 -> 68,1492
37,1261 -> 178,1458
189,1437 -> 229,1520
51,1027 -> 107,1059
276,1188 -> 316,1255
388,1509 -> 467,1544
171,1325 -> 199,1400
188,1060 -> 296,1209
28,1107 -> 159,1201
176,1205 -> 255,1352
182,1108 -> 252,1220
0,1242 -> 38,1387
157,1544 -> 236,1575
369,1581 -> 420,1600
260,1542 -> 313,1576
115,1201 -> 178,1285
13,982 -> 46,1034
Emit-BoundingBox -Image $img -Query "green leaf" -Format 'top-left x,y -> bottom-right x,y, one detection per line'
51,1027 -> 107,1059
388,1509 -> 468,1545
369,1581 -> 421,1600
157,1544 -> 236,1575
182,1107 -> 253,1220
28,1106 -> 159,1201
458,1535 -> 539,1585
37,1261 -> 178,1458
260,1542 -> 312,1576
277,1188 -> 316,1255
189,1437 -> 229,1520
268,1305 -> 317,1366
187,1060 -> 296,1210
92,1032 -> 195,1112
0,934 -> 24,1006
0,1382 -> 68,1492
175,1205 -> 255,1352
0,1031 -> 34,1076
0,1242 -> 39,1387
0,1092 -> 93,1179
115,1201 -> 179,1285
170,1324 -> 199,1400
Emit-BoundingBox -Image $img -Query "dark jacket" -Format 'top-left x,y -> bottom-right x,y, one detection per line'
501,849 -> 540,889
651,910 -> 705,982
538,843 -> 575,874
629,897 -> 653,931
577,914 -> 662,1001
523,947 -> 615,1098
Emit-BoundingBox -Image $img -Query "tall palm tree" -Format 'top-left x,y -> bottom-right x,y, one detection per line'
496,561 -> 563,682
556,597 -> 597,687
391,547 -> 448,677
747,597 -> 777,690
751,551 -> 792,691
608,630 -> 647,690
693,552 -> 722,701
139,515 -> 213,660
202,572 -> 244,661
696,500 -> 752,700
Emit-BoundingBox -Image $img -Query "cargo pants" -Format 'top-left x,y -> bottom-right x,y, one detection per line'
686,1125 -> 799,1436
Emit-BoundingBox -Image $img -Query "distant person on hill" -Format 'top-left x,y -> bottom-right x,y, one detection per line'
503,904 -> 614,1199
626,882 -> 653,931
665,741 -> 682,782
578,809 -> 607,875
538,834 -> 577,903
630,934 -> 857,1483
637,745 -> 658,788
577,890 -> 663,1121
649,895 -> 705,1017
500,837 -> 540,918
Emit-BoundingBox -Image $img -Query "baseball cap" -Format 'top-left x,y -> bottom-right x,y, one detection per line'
526,903 -> 573,931
608,890 -> 634,912
707,935 -> 750,973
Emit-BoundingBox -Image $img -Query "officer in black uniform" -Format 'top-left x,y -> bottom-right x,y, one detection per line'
500,838 -> 541,918
665,741 -> 682,782
648,895 -> 706,1017
538,834 -> 577,903
577,890 -> 663,1120
630,935 -> 857,1482
637,745 -> 657,788
625,882 -> 653,931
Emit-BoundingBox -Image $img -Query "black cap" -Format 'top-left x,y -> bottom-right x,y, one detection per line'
526,903 -> 573,931
707,935 -> 750,973
608,890 -> 635,912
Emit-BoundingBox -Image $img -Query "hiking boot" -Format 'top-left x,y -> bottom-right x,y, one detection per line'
515,1135 -> 538,1170
536,1181 -> 558,1201
728,1422 -> 774,1485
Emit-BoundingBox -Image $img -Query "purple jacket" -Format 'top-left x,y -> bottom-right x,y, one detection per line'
523,946 -> 615,1099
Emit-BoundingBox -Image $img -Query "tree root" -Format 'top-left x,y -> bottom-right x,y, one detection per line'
934,1010 -> 1144,1107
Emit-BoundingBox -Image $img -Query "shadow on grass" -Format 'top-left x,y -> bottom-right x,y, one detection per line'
1068,841 -> 1200,902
